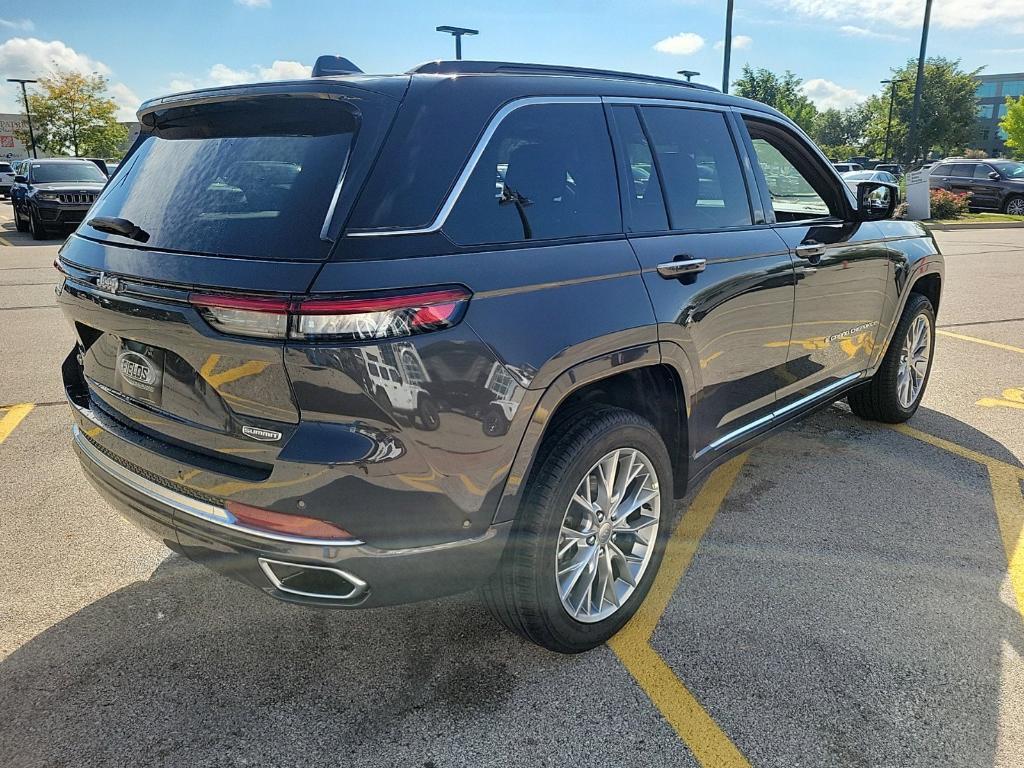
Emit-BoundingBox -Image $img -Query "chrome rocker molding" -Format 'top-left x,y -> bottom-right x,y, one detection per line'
258,557 -> 369,601
697,372 -> 862,458
72,424 -> 364,547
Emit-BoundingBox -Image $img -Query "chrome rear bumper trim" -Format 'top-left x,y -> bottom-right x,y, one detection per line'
73,424 -> 363,547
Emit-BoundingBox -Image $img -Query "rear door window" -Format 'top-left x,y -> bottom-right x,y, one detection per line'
639,107 -> 752,231
86,96 -> 357,260
445,102 -> 621,244
949,163 -> 975,178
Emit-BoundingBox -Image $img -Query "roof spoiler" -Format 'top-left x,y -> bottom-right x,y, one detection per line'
312,55 -> 363,77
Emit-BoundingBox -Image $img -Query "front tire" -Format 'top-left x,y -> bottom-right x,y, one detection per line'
14,204 -> 28,232
482,406 -> 673,653
29,208 -> 47,240
848,293 -> 935,423
1004,195 -> 1024,217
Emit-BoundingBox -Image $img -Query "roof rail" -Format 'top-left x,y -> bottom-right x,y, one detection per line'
407,60 -> 719,91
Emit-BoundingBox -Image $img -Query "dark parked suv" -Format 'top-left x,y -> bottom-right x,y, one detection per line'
929,158 -> 1024,215
57,59 -> 942,652
12,158 -> 108,239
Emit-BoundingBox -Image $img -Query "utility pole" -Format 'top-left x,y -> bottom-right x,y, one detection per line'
435,26 -> 479,60
721,0 -> 735,93
906,0 -> 933,165
7,78 -> 38,158
677,70 -> 700,82
881,78 -> 906,163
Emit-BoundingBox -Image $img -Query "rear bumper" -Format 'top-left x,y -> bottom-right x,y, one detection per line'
72,419 -> 511,610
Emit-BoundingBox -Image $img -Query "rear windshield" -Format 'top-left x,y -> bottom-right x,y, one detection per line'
87,96 -> 357,260
32,162 -> 107,183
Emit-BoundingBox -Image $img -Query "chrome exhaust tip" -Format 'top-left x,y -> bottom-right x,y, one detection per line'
258,557 -> 368,601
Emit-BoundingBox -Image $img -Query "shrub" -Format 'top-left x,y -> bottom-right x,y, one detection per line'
930,188 -> 970,219
893,201 -> 909,219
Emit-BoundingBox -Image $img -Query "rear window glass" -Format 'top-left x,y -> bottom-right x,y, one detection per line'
87,96 -> 357,260
445,103 -> 621,245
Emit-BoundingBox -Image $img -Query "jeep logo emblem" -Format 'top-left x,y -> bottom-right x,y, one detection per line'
96,272 -> 120,294
117,351 -> 159,391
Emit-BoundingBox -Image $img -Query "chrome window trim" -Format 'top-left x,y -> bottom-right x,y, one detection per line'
346,95 -> 603,238
696,372 -> 862,458
73,424 -> 363,546
602,95 -> 730,111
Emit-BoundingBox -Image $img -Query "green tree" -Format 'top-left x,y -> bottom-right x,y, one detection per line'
13,70 -> 127,157
1001,95 -> 1024,159
860,57 -> 980,163
733,65 -> 818,132
811,106 -> 868,151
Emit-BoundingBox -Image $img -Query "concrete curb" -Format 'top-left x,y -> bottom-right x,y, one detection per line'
924,221 -> 1024,231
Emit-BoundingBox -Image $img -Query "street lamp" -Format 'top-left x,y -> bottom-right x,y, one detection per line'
6,78 -> 38,159
881,78 -> 906,164
721,0 -> 735,93
906,0 -> 933,164
677,70 -> 700,82
435,26 -> 479,61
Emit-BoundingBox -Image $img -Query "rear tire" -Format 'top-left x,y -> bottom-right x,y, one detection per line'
482,406 -> 673,653
848,293 -> 935,423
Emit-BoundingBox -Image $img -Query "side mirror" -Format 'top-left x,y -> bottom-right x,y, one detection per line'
989,170 -> 1000,180
13,175 -> 26,184
854,181 -> 897,221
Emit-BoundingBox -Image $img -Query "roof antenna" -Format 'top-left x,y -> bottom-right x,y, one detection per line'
312,55 -> 363,77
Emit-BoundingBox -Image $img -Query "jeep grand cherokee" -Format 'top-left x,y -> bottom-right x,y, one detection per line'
56,58 -> 942,653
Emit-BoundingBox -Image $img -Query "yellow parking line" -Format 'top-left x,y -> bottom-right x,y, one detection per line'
0,403 -> 34,444
0,235 -> 12,247
987,465 -> 1024,617
893,423 -> 1024,480
609,453 -> 750,768
937,329 -> 1024,355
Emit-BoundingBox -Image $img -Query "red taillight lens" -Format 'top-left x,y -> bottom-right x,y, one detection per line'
189,287 -> 470,342
225,501 -> 355,541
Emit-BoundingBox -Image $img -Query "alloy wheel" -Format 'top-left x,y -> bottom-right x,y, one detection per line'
1006,197 -> 1024,216
555,448 -> 660,623
897,313 -> 931,408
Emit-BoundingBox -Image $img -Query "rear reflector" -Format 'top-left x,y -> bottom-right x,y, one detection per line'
226,501 -> 355,541
189,287 -> 470,341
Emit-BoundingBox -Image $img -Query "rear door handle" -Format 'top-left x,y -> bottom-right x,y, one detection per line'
656,258 -> 706,279
795,243 -> 825,263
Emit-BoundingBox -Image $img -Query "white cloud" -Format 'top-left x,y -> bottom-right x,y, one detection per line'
0,17 -> 34,31
0,37 -> 110,81
839,25 -> 908,41
775,0 -> 1024,29
653,32 -> 705,55
799,78 -> 865,110
713,34 -> 753,51
235,0 -> 270,6
991,47 -> 1024,54
108,82 -> 142,122
168,60 -> 312,93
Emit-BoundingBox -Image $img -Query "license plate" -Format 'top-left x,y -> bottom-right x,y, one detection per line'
116,341 -> 164,406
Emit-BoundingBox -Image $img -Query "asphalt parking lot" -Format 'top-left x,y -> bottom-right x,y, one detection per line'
1,209 -> 1021,768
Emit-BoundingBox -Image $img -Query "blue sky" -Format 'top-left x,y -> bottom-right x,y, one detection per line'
2,0 -> 1023,120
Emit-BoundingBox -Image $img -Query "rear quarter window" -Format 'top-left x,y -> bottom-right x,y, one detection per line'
86,96 -> 357,260
444,102 -> 621,245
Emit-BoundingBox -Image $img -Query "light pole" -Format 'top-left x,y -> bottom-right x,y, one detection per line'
677,70 -> 700,82
435,26 -> 479,60
906,0 -> 933,165
721,0 -> 735,93
7,78 -> 38,159
881,78 -> 906,164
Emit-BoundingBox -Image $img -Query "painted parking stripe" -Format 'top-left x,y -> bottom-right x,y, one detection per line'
609,453 -> 751,768
987,465 -> 1024,618
936,329 -> 1024,355
0,403 -> 34,444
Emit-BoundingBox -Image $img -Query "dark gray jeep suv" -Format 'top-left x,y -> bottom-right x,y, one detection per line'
929,158 -> 1024,215
57,59 -> 942,652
